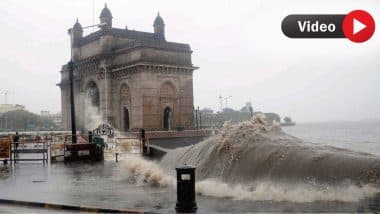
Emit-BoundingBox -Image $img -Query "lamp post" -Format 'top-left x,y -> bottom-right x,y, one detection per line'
197,106 -> 200,130
68,61 -> 77,144
100,64 -> 108,123
194,108 -> 198,130
199,108 -> 202,130
69,22 -> 106,144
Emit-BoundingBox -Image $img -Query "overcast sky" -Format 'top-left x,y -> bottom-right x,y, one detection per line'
0,0 -> 379,122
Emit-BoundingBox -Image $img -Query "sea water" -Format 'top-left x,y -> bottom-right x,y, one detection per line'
1,119 -> 380,212
283,120 -> 380,156
121,118 -> 380,212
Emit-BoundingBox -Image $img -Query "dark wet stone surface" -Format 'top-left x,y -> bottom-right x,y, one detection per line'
0,160 -> 379,213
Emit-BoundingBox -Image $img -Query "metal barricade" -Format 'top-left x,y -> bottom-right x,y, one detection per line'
11,137 -> 49,163
0,137 -> 11,164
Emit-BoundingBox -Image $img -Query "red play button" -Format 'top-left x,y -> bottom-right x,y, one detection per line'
342,10 -> 375,43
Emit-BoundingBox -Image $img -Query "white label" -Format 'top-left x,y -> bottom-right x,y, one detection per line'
181,174 -> 191,180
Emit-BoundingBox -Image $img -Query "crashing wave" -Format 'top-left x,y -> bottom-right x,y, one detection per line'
161,115 -> 380,186
123,115 -> 380,202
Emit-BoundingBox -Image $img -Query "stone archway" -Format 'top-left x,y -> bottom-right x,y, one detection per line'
160,82 -> 176,130
120,83 -> 131,132
123,107 -> 130,131
163,106 -> 171,130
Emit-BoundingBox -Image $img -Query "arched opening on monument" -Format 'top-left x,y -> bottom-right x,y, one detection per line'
160,82 -> 176,131
120,83 -> 131,131
123,106 -> 130,132
163,107 -> 171,130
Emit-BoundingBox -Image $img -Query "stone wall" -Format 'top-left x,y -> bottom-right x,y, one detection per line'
60,28 -> 197,132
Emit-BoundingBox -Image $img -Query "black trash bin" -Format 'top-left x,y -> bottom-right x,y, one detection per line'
175,165 -> 197,213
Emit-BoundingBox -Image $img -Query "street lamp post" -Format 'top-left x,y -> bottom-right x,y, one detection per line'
68,61 -> 77,144
100,65 -> 108,123
69,22 -> 106,145
197,106 -> 200,130
199,108 -> 202,130
195,108 -> 198,130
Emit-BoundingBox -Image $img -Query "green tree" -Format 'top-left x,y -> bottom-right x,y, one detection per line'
0,110 -> 59,131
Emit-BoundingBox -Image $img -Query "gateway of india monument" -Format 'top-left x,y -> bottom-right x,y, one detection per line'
58,4 -> 198,132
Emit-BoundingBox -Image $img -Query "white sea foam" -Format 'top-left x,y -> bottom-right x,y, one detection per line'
123,155 -> 379,202
83,96 -> 103,131
123,155 -> 175,187
122,115 -> 380,202
196,179 -> 378,202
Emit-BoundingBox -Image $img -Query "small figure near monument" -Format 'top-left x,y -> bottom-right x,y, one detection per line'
13,132 -> 19,149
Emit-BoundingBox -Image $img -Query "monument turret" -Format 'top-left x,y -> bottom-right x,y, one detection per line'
99,3 -> 113,29
153,12 -> 165,41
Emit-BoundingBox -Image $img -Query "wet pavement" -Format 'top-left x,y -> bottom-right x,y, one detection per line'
0,161 -> 168,211
0,203 -> 66,213
1,138 -> 380,213
0,157 -> 380,213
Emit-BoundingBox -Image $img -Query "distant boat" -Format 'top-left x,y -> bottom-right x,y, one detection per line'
281,117 -> 296,126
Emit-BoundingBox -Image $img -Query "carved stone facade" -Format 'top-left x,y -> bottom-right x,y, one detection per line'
58,5 -> 197,132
